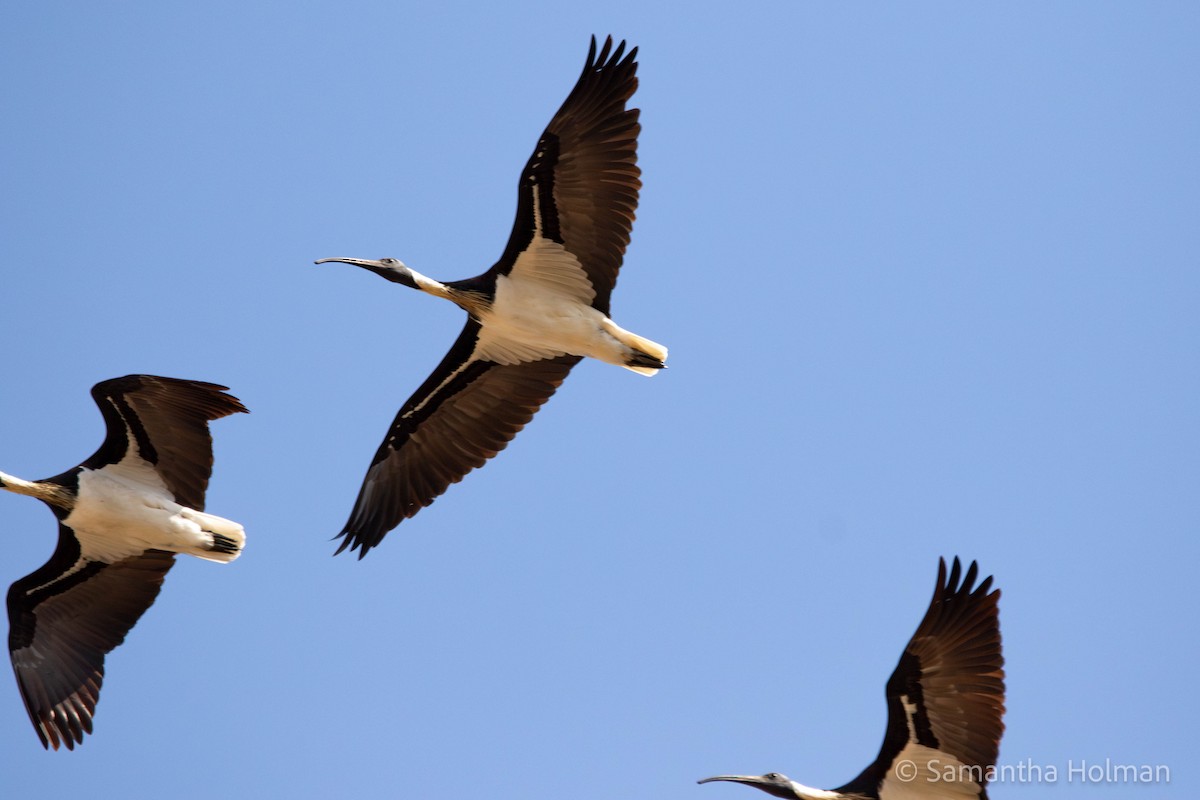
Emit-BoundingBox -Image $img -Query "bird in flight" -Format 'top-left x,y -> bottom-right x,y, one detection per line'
1,375 -> 247,750
699,557 -> 1005,800
318,36 -> 666,558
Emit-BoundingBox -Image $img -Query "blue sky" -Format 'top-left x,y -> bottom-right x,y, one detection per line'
1,2 -> 1196,797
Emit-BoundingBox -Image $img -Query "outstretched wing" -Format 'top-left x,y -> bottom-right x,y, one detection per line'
82,375 -> 248,510
836,557 -> 1005,798
488,35 -> 641,314
335,320 -> 580,558
7,524 -> 175,750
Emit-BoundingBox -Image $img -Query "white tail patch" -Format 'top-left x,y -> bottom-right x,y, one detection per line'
178,509 -> 245,563
601,320 -> 668,376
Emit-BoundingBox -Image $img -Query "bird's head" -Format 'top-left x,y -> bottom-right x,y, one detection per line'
698,773 -> 816,799
314,257 -> 418,289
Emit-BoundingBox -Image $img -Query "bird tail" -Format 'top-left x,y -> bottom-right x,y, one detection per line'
178,510 -> 246,563
604,321 -> 668,377
623,332 -> 668,377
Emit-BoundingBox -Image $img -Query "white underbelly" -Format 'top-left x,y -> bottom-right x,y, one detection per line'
475,278 -> 627,366
67,469 -> 242,563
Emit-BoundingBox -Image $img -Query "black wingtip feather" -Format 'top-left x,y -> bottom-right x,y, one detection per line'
332,529 -> 368,559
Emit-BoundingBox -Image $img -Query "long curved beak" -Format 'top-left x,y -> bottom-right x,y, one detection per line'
314,257 -> 383,267
699,775 -> 765,785
696,774 -> 797,798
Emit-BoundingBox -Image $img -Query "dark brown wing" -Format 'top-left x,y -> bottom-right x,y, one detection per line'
83,375 -> 248,510
335,321 -> 580,557
7,525 -> 175,750
489,36 -> 640,314
837,558 -> 1005,796
899,558 -> 1006,769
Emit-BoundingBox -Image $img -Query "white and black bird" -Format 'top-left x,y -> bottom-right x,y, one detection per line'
0,375 -> 247,750
699,558 -> 1005,800
317,36 -> 666,558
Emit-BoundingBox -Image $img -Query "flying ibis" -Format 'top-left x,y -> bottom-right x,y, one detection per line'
317,35 -> 666,558
0,375 -> 247,750
699,557 -> 1005,800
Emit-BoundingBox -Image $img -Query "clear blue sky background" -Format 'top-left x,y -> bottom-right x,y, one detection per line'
1,3 -> 1196,797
